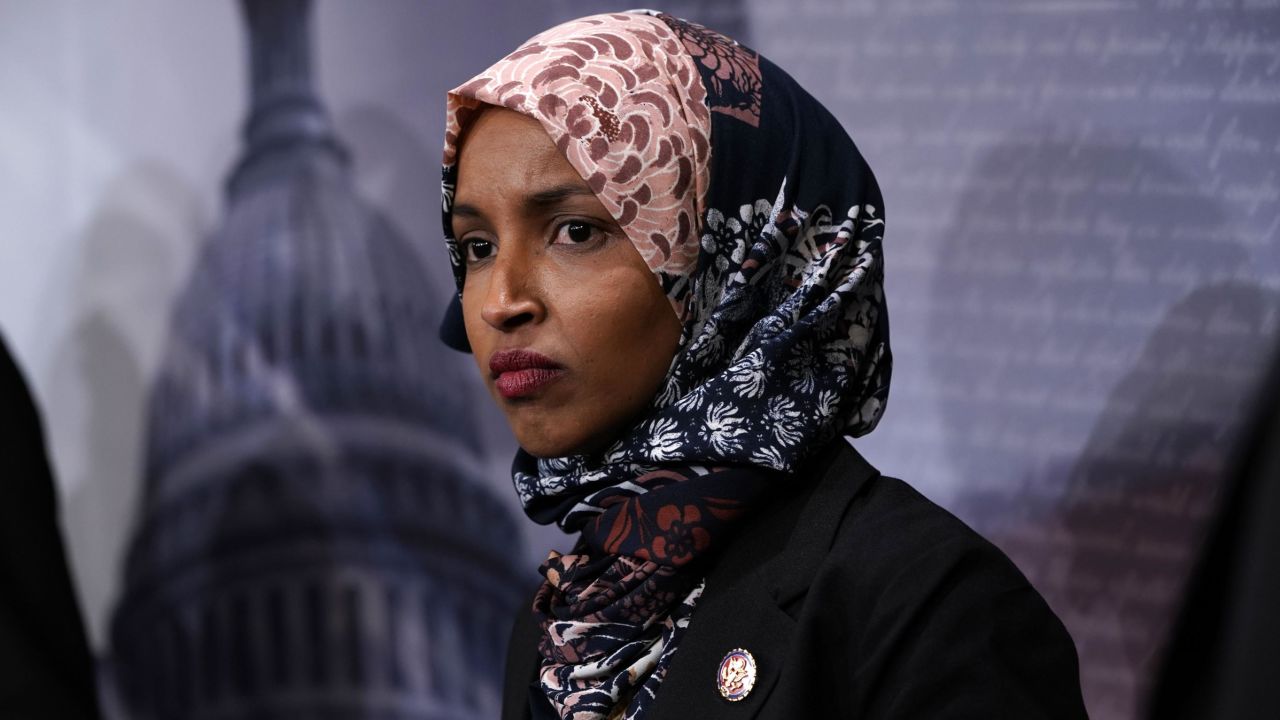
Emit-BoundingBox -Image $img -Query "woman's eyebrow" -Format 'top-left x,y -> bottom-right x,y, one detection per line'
452,202 -> 485,219
524,183 -> 597,210
451,183 -> 597,222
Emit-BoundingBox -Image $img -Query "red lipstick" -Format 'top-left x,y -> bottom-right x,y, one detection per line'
489,349 -> 565,399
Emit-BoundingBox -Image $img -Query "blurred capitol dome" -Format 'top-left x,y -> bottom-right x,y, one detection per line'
109,1 -> 524,718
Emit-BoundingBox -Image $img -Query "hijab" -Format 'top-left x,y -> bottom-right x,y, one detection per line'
442,11 -> 890,718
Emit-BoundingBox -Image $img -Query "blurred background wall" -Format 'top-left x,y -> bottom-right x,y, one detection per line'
0,1 -> 1276,719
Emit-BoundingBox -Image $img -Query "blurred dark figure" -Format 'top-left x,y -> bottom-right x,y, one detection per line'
0,334 -> 100,718
1149,340 -> 1280,720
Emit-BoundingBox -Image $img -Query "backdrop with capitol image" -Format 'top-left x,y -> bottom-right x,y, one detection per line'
0,1 -> 1276,719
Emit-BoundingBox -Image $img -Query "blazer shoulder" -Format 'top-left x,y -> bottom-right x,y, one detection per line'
838,473 -> 1029,586
794,456 -> 1087,718
803,468 -> 1054,642
791,443 -> 1024,590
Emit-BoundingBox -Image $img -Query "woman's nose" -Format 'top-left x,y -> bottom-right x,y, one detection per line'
479,248 -> 546,331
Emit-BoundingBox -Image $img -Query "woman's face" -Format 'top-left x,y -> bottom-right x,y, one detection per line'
453,108 -> 683,458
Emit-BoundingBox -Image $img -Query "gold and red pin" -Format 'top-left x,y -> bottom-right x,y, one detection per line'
716,648 -> 757,701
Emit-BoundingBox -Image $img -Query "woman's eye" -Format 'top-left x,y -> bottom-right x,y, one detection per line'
556,221 -> 598,245
463,238 -> 494,262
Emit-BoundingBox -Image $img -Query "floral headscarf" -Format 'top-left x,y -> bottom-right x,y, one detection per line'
442,11 -> 890,719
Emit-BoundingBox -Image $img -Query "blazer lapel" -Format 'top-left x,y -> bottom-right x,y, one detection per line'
647,563 -> 798,719
648,441 -> 878,720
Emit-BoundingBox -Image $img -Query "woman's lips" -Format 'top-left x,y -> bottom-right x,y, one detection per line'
489,349 -> 565,400
494,367 -> 566,399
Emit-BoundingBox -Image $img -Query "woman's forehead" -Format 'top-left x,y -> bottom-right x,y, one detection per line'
457,109 -> 562,173
454,109 -> 596,207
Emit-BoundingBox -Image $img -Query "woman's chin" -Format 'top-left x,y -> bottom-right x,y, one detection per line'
513,424 -> 616,460
511,427 -> 583,459
519,440 -> 585,459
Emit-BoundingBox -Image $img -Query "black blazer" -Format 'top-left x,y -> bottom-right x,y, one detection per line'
503,441 -> 1088,719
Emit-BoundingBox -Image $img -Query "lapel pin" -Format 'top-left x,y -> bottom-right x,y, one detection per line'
717,648 -> 757,701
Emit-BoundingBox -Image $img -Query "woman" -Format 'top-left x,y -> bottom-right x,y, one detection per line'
439,11 -> 1087,719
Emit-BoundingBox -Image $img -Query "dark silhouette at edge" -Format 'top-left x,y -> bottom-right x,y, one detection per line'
0,333 -> 101,718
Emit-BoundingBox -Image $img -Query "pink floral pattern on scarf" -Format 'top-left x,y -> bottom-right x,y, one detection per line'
443,13 -> 715,304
